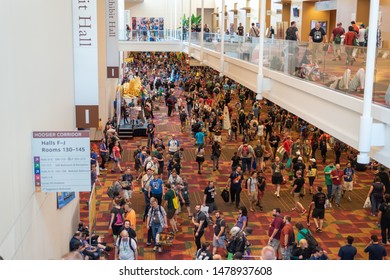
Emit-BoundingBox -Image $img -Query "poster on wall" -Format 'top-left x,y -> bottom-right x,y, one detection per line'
32,131 -> 91,193
311,20 -> 327,33
57,192 -> 76,209
131,17 -> 164,32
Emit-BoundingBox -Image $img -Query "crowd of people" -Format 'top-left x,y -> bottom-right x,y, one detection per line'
67,51 -> 390,261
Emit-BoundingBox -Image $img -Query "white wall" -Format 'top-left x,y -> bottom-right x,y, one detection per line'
0,0 -> 79,259
336,0 -> 358,27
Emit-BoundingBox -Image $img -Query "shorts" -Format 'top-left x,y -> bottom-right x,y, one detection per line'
249,191 -> 258,202
343,181 -> 353,191
272,176 -> 283,185
206,202 -> 217,214
293,192 -> 301,202
312,208 -> 325,219
180,199 -> 190,207
213,235 -> 226,248
167,208 -> 176,219
122,189 -> 132,200
269,238 -> 280,253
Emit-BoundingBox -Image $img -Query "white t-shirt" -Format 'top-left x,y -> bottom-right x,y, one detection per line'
358,28 -> 366,43
116,237 -> 137,260
257,124 -> 264,136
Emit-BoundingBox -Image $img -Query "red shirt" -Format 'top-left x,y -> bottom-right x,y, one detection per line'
344,31 -> 357,46
113,146 -> 120,158
331,169 -> 344,185
280,223 -> 293,247
268,215 -> 284,240
332,27 -> 345,38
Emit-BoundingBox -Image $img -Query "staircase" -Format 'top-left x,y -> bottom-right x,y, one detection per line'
117,126 -> 134,139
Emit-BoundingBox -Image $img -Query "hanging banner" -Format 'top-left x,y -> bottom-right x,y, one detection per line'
72,0 -> 99,105
72,0 -> 99,128
32,131 -> 91,193
106,0 -> 119,78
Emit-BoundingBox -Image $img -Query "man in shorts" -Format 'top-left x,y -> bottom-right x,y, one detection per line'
163,184 -> 179,233
310,186 -> 326,232
212,211 -> 226,255
268,208 -> 284,259
343,162 -> 355,201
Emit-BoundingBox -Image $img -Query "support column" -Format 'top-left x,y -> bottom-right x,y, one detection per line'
357,0 -> 379,164
188,0 -> 192,55
220,0 -> 225,75
200,0 -> 205,62
256,0 -> 266,100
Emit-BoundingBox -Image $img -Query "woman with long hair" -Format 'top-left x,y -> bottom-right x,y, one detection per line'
234,206 -> 248,231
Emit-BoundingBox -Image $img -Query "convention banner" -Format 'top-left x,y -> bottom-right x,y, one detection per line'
72,0 -> 99,105
106,0 -> 119,78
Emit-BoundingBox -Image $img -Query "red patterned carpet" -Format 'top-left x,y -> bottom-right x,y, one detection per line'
80,90 -> 389,260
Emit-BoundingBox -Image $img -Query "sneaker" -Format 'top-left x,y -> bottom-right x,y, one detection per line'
348,196 -> 352,201
158,247 -> 162,253
315,228 -> 322,232
291,207 -> 297,211
301,209 -> 307,215
146,242 -> 151,246
336,203 -> 340,207
153,246 -> 157,251
307,222 -> 311,227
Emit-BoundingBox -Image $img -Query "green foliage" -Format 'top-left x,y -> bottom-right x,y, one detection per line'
178,14 -> 201,29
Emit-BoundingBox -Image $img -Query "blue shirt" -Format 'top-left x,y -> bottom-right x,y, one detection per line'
195,131 -> 205,144
150,178 -> 163,195
338,244 -> 357,260
343,167 -> 354,182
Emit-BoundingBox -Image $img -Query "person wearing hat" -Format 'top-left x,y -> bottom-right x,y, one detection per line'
293,156 -> 306,180
330,22 -> 345,61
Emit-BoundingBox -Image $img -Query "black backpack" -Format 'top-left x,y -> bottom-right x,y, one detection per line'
254,145 -> 264,158
117,236 -> 137,254
299,230 -> 318,253
382,203 -> 390,220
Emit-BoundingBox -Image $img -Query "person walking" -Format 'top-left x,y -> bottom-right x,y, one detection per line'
309,22 -> 327,64
227,166 -> 244,208
146,197 -> 168,253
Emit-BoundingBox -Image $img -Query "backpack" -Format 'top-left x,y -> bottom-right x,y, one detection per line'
334,34 -> 341,44
117,236 -> 137,254
254,144 -> 264,158
242,145 -> 249,157
299,230 -> 318,253
382,203 -> 390,220
107,183 -> 122,199
114,209 -> 124,226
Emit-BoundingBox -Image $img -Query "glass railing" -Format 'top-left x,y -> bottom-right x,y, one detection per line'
118,29 -> 183,42
189,33 -> 389,108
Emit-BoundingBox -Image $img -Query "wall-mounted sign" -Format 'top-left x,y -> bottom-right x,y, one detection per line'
32,131 -> 91,193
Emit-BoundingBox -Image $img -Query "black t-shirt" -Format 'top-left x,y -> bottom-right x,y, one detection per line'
258,176 -> 266,191
293,177 -> 305,193
214,217 -> 226,236
230,172 -> 243,187
204,186 -> 216,203
120,226 -> 137,239
286,26 -> 298,41
293,162 -> 306,177
379,202 -> 390,222
269,135 -> 280,148
313,192 -> 326,209
310,27 -> 326,43
194,211 -> 207,231
196,249 -> 213,260
237,26 -> 244,36
364,244 -> 387,260
147,123 -> 155,134
231,155 -> 240,166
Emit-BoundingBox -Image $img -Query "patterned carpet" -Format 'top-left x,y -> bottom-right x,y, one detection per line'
80,89 -> 389,261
